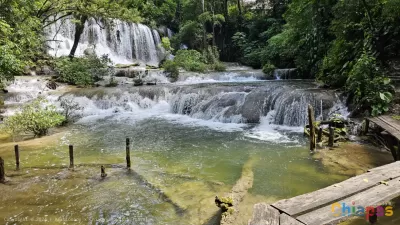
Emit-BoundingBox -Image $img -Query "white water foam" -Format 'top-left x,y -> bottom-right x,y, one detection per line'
176,71 -> 263,85
244,111 -> 303,143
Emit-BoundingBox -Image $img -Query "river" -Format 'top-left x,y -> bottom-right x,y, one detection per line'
0,69 -> 388,225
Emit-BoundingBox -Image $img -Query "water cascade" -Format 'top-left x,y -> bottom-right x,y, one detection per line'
45,16 -> 163,66
274,68 -> 298,80
4,79 -> 346,129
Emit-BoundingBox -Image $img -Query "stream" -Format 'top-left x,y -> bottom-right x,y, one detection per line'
0,70 -> 361,225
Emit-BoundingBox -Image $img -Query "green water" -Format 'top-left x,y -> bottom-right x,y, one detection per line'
0,116 -> 351,224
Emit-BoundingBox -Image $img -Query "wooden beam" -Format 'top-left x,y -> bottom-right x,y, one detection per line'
272,161 -> 400,216
126,138 -> 131,168
248,203 -> 280,225
297,178 -> 400,225
317,128 -> 323,143
364,119 -> 370,135
69,145 -> 74,169
0,157 -> 5,183
328,127 -> 334,147
308,105 -> 316,151
280,213 -> 305,225
14,145 -> 20,170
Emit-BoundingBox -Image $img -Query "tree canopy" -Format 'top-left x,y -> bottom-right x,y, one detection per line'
1,0 -> 400,115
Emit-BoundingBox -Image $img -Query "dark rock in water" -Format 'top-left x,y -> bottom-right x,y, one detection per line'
115,70 -> 127,77
46,81 -> 58,90
240,90 -> 266,123
2,89 -> 8,93
134,79 -> 144,86
146,82 -> 157,86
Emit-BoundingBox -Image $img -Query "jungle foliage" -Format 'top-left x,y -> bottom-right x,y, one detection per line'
1,0 -> 400,115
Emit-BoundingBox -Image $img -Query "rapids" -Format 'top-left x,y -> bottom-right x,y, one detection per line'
0,71 -> 355,224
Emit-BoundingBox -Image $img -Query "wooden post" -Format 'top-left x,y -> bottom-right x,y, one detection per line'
14,145 -> 20,170
317,128 -> 323,143
101,165 -> 107,178
0,157 -> 5,183
364,119 -> 370,135
328,127 -> 334,147
308,105 -> 316,151
69,145 -> 74,169
126,138 -> 131,168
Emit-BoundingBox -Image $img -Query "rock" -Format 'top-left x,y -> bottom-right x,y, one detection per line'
240,90 -> 265,123
83,48 -> 96,56
41,66 -> 52,75
46,81 -> 58,90
2,89 -> 8,93
146,64 -> 159,70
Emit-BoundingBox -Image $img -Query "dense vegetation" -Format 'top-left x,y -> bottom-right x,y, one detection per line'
1,0 -> 400,115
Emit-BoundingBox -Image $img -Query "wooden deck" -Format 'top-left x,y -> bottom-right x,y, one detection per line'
365,115 -> 400,140
249,161 -> 400,225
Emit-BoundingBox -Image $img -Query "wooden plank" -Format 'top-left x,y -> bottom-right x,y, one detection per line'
280,213 -> 304,225
368,161 -> 400,172
248,203 -> 280,225
297,178 -> 400,225
368,117 -> 400,140
272,161 -> 400,216
380,116 -> 400,131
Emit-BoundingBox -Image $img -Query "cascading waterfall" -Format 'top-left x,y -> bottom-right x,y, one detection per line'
3,77 -> 348,134
274,69 -> 297,80
45,16 -> 163,65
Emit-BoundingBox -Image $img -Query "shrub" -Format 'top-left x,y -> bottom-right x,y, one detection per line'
3,97 -> 65,137
174,49 -> 208,72
54,54 -> 113,86
187,61 -> 207,72
162,60 -> 179,80
262,63 -> 276,79
203,46 -> 219,65
58,96 -> 82,124
212,62 -> 227,72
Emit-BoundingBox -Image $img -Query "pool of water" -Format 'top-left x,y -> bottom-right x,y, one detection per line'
0,75 -> 354,224
0,116 -> 350,224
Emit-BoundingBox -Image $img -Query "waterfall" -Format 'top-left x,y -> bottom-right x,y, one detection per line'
274,69 -> 297,80
3,78 -> 348,128
167,28 -> 174,38
45,16 -> 163,66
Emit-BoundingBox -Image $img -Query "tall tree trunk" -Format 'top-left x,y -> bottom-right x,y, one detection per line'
223,0 -> 228,18
202,0 -> 206,50
237,0 -> 242,31
69,15 -> 88,58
